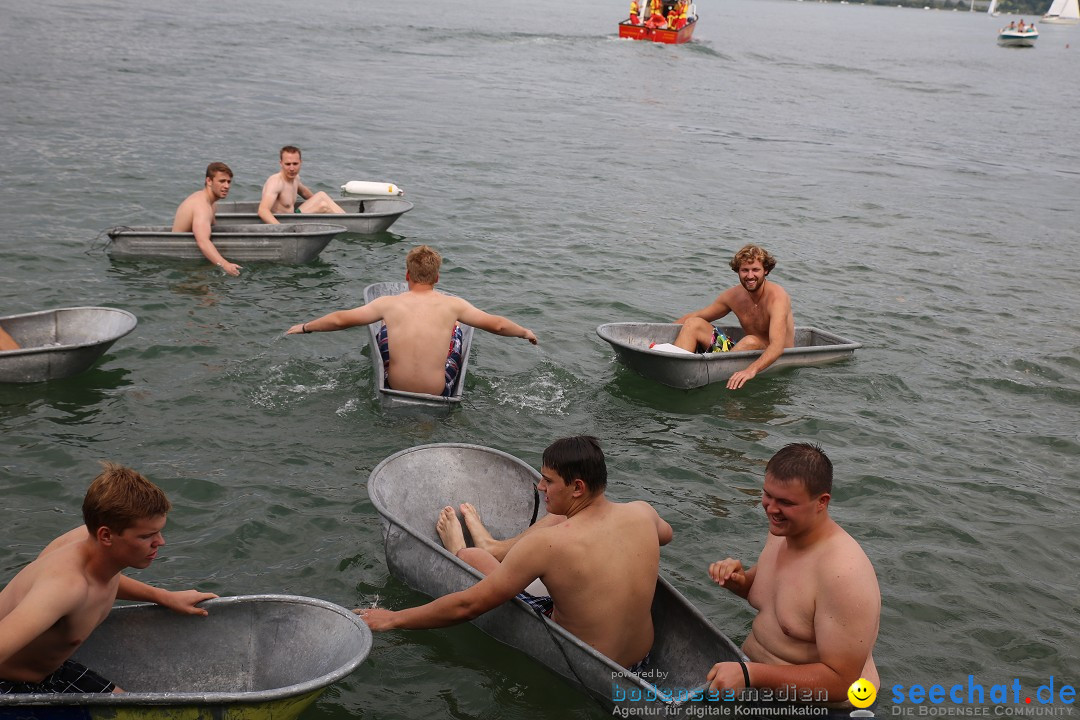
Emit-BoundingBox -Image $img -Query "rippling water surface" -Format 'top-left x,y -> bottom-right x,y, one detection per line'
1,0 -> 1078,716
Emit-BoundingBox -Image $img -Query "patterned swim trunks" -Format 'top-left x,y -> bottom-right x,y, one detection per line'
0,660 -> 115,694
377,323 -> 464,397
515,591 -> 554,618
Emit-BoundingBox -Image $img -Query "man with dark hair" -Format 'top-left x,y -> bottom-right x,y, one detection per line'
705,443 -> 880,707
257,145 -> 346,223
671,243 -> 795,389
356,436 -> 673,672
171,162 -> 242,276
0,463 -> 216,694
287,245 -> 537,397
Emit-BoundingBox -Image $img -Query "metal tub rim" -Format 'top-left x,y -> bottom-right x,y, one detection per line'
0,594 -> 370,707
367,444 -> 653,687
0,307 -> 138,358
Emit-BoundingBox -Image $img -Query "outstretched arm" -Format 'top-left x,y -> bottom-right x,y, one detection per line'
192,206 -> 241,276
116,577 -> 217,617
357,533 -> 546,631
286,299 -> 386,335
456,301 -> 537,344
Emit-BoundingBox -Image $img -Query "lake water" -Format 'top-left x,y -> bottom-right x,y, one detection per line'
1,0 -> 1077,716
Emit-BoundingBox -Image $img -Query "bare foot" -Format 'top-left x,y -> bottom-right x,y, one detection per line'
436,506 -> 467,555
460,503 -> 497,552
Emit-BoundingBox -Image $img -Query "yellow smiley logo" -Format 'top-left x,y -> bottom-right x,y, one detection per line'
848,678 -> 877,708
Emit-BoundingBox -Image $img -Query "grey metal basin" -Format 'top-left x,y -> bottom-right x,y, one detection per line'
105,223 -> 347,263
214,198 -> 413,234
368,443 -> 745,714
597,322 -> 862,389
0,307 -> 137,383
0,594 -> 372,719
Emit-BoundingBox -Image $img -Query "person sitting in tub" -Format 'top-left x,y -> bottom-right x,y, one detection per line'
355,436 -> 674,674
257,145 -> 346,223
671,243 -> 794,390
171,161 -> 242,277
286,244 -> 537,397
0,463 -> 216,695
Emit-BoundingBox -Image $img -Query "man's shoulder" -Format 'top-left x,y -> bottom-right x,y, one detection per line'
262,173 -> 286,192
765,281 -> 792,303
816,525 -> 876,578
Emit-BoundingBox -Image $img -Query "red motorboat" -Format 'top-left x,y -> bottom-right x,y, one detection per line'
619,0 -> 698,44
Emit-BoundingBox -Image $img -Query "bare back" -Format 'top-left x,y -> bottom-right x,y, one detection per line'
375,290 -> 473,396
0,537 -> 119,683
517,501 -> 661,666
744,525 -> 880,687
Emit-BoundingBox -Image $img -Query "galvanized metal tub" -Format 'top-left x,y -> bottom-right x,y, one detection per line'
0,594 -> 372,720
367,443 -> 746,715
104,223 -> 347,264
0,307 -> 137,383
597,322 -> 862,389
362,282 -> 475,410
214,198 -> 414,234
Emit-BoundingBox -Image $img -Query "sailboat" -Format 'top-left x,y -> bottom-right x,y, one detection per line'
987,0 -> 1000,15
1042,0 -> 1080,24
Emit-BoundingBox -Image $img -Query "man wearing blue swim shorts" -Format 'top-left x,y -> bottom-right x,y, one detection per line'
354,436 -> 673,675
672,244 -> 796,390
0,463 -> 217,694
287,245 -> 538,396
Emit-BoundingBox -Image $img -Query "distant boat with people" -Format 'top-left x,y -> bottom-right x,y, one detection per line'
1041,0 -> 1080,23
618,0 -> 698,44
998,19 -> 1039,45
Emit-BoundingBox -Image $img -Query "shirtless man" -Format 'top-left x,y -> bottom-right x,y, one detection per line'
257,145 -> 345,224
286,245 -> 537,397
705,444 -> 880,706
672,244 -> 794,390
356,436 -> 674,670
171,162 -> 242,276
0,463 -> 217,695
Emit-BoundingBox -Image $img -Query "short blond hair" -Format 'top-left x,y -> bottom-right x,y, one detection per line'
82,462 -> 171,534
406,245 -> 442,285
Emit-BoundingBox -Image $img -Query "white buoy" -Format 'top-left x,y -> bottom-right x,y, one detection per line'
340,180 -> 404,196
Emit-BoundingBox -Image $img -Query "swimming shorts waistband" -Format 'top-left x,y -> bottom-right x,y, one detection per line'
377,323 -> 464,397
515,591 -> 554,618
627,651 -> 652,675
0,659 -> 115,695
